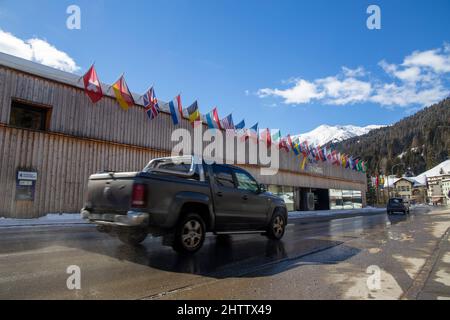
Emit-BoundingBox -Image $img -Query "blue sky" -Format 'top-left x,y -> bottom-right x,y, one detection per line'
0,0 -> 449,135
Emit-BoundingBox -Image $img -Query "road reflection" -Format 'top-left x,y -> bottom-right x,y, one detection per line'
110,234 -> 291,278
388,214 -> 409,225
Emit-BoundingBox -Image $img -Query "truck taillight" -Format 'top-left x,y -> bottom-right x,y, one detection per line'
131,183 -> 146,208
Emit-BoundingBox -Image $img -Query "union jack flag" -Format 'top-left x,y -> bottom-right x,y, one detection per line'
143,87 -> 160,120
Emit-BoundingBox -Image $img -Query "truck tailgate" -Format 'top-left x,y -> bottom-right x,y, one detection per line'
85,172 -> 138,214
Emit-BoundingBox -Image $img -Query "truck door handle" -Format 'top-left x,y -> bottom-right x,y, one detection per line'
216,192 -> 223,197
242,195 -> 248,200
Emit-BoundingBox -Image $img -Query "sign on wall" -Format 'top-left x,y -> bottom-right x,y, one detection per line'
15,170 -> 37,201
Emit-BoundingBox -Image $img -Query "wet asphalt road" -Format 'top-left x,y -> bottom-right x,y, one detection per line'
0,206 -> 449,299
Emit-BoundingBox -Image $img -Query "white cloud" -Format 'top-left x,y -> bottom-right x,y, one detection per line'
257,75 -> 372,106
403,48 -> 450,73
378,60 -> 397,74
379,60 -> 426,83
258,79 -> 323,104
0,30 -> 33,60
27,39 -> 79,72
317,76 -> 372,105
0,29 -> 79,72
370,83 -> 448,107
341,66 -> 366,78
392,67 -> 423,83
258,44 -> 450,108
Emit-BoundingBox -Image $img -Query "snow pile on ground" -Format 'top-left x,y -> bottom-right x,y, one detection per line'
289,207 -> 385,219
0,213 -> 84,227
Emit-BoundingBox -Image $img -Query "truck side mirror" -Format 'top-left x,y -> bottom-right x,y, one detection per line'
259,184 -> 267,193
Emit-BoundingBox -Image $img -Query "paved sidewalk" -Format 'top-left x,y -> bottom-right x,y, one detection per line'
417,228 -> 450,300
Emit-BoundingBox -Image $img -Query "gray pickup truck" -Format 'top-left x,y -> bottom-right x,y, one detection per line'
81,156 -> 287,253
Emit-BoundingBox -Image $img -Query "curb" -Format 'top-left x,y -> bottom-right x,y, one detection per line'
401,227 -> 450,300
0,221 -> 90,228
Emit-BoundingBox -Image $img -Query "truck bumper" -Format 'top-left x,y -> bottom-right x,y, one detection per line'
81,209 -> 149,227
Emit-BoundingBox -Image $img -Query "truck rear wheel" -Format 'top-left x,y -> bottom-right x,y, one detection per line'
266,210 -> 286,240
118,227 -> 148,246
173,213 -> 206,254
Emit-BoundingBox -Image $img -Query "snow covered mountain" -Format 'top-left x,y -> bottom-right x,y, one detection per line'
293,124 -> 385,146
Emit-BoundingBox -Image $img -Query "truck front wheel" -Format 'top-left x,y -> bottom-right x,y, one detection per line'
117,227 -> 148,246
173,213 -> 206,254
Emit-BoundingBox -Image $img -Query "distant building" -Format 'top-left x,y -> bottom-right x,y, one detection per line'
411,185 -> 428,204
393,178 -> 413,200
392,177 -> 427,204
382,160 -> 450,205
427,174 -> 450,205
440,177 -> 450,205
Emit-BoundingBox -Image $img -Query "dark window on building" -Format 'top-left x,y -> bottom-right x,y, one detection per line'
212,165 -> 235,188
9,100 -> 51,131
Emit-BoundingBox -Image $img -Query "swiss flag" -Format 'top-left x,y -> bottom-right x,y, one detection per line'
83,65 -> 103,103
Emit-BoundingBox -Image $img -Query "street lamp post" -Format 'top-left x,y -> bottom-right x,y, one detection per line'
388,163 -> 405,198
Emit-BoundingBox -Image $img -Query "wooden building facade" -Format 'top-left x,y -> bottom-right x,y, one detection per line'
0,53 -> 366,218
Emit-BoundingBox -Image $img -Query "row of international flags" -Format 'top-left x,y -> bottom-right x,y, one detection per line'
370,175 -> 386,189
81,65 -> 368,173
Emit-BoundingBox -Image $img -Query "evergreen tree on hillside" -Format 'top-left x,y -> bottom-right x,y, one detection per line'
332,98 -> 450,176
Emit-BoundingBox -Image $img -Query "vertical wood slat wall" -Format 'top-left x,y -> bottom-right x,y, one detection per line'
0,67 -> 190,152
0,65 -> 367,218
0,125 -> 168,218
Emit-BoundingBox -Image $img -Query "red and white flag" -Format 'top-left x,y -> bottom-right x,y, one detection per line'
259,128 -> 271,147
82,65 -> 103,103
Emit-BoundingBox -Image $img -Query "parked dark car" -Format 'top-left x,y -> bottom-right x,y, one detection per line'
81,156 -> 287,253
387,198 -> 410,215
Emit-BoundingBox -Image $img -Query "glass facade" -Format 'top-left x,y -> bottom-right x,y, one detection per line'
330,189 -> 362,210
267,186 -> 363,212
268,185 -> 295,211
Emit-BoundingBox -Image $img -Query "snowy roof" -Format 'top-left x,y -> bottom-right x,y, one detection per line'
384,160 -> 450,188
382,175 -> 398,188
383,176 -> 426,188
415,160 -> 450,185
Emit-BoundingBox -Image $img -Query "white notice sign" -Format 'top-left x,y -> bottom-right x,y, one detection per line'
17,171 -> 38,181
